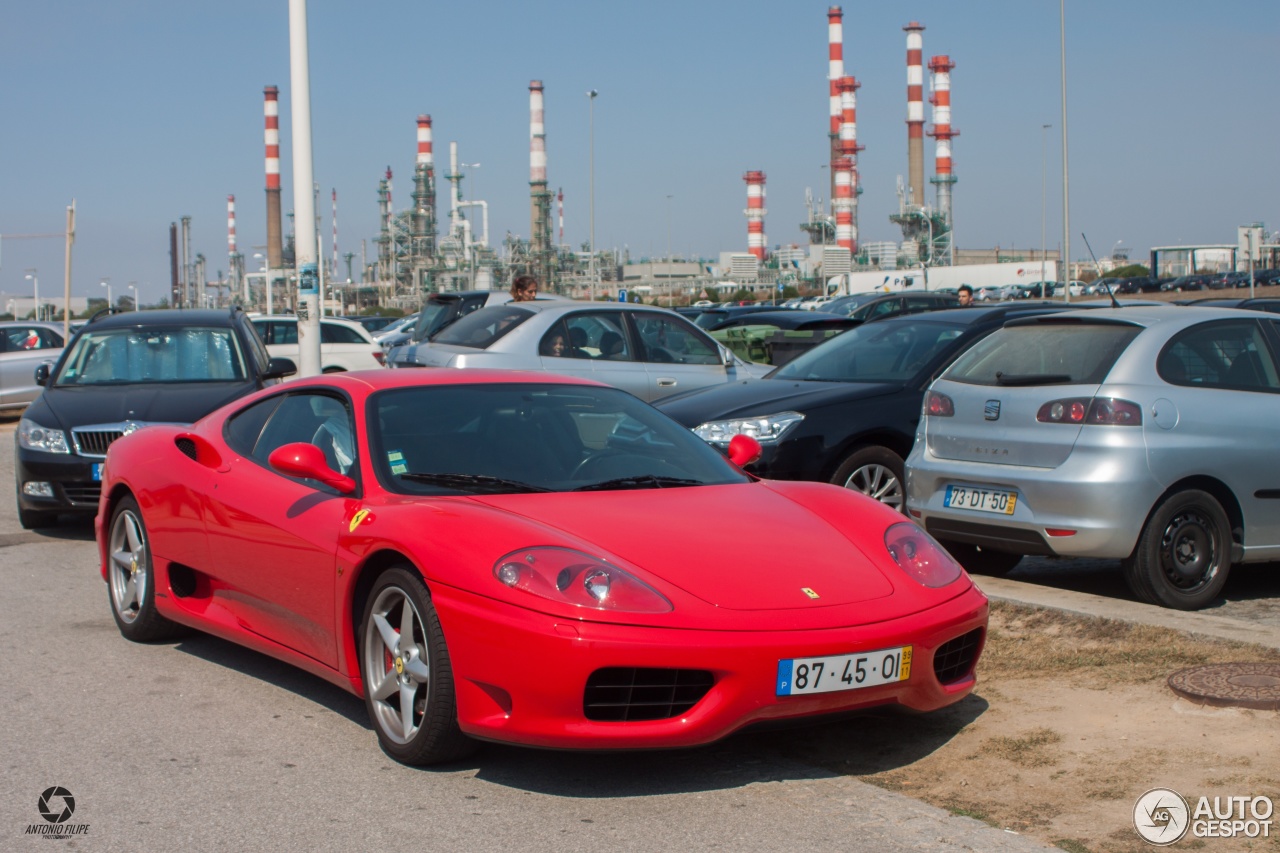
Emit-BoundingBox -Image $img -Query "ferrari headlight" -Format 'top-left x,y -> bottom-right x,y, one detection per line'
884,522 -> 963,588
18,418 -> 70,454
692,411 -> 804,446
493,547 -> 672,613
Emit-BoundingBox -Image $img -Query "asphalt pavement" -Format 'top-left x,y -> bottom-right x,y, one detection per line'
3,410 -> 1277,851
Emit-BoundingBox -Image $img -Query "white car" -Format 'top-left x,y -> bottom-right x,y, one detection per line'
251,315 -> 384,374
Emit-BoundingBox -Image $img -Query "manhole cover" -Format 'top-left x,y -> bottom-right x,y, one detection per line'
1167,662 -> 1280,710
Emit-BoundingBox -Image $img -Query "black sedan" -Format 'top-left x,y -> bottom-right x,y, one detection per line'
657,303 -> 1074,511
1178,297 -> 1280,314
704,310 -> 859,332
15,308 -> 295,528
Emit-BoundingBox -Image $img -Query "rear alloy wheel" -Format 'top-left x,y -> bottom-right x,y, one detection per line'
939,540 -> 1023,576
360,567 -> 475,766
1124,489 -> 1231,610
107,495 -> 185,641
831,446 -> 906,513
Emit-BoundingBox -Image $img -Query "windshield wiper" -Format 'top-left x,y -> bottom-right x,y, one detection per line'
995,372 -> 1073,386
397,472 -> 550,494
573,475 -> 703,492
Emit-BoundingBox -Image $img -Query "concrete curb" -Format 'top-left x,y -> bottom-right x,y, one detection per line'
974,575 -> 1280,651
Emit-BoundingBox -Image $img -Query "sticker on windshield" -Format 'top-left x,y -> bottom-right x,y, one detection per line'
387,449 -> 407,475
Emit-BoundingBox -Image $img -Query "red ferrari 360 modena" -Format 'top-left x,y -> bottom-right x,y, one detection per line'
96,368 -> 987,766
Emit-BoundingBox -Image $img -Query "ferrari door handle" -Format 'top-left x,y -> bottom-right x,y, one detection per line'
657,378 -> 677,387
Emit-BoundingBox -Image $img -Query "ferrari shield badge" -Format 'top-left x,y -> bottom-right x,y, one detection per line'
349,509 -> 372,533
801,587 -> 820,600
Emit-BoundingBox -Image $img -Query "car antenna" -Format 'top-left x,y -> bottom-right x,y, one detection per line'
1081,233 -> 1121,309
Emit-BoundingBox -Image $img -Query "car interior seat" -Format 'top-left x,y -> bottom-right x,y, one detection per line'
308,397 -> 354,474
1225,350 -> 1267,388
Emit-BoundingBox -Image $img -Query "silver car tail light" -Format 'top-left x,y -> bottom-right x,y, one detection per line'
1037,397 -> 1142,426
925,391 -> 954,417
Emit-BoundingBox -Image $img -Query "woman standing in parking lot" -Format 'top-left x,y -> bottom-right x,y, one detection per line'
510,275 -> 540,302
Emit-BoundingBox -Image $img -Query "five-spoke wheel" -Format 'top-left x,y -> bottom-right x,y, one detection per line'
107,495 -> 183,641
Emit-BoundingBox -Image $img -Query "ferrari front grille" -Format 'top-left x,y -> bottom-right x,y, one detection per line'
583,667 -> 714,722
933,628 -> 984,685
72,429 -> 125,457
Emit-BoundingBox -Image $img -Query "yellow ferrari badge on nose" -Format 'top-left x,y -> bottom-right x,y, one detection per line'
802,587 -> 820,599
349,509 -> 371,533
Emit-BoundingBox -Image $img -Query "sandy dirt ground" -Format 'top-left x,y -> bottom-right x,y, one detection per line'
747,602 -> 1280,853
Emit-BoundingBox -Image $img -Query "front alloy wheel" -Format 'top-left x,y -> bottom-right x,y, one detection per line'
360,568 -> 474,765
832,446 -> 906,513
107,496 -> 183,641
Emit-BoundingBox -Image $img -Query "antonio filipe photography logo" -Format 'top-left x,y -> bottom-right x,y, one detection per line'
1134,787 -> 1274,844
24,786 -> 90,840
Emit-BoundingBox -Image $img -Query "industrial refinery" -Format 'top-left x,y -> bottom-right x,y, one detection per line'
166,6 -> 1055,313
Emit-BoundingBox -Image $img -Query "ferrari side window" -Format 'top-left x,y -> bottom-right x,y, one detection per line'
225,396 -> 284,456
251,393 -> 357,480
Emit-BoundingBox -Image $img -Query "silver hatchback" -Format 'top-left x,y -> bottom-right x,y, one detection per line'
906,306 -> 1280,610
388,301 -> 771,401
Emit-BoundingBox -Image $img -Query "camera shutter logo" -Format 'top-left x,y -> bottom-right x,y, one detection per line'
38,787 -> 75,824
1133,788 -> 1190,845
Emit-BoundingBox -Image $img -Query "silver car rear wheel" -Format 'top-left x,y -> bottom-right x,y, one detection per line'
1124,489 -> 1231,610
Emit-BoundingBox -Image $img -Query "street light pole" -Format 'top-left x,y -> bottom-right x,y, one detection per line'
24,269 -> 38,321
128,282 -> 138,311
1041,123 -> 1051,293
100,278 -> 111,312
588,89 -> 598,302
666,194 -> 674,298
1060,0 -> 1071,304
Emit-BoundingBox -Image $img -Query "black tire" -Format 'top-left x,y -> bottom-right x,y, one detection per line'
107,495 -> 185,641
17,503 -> 57,530
1123,489 -> 1231,610
831,446 -> 906,513
939,540 -> 1023,576
359,567 -> 476,766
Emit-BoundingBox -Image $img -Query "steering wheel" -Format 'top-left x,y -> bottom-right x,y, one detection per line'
648,346 -> 676,363
571,450 -> 630,480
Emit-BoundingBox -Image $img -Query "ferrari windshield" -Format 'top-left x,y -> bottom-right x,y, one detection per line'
53,327 -> 249,386
370,383 -> 751,495
772,317 -> 968,383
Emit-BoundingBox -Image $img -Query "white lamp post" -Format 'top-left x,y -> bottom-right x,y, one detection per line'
1041,123 -> 1051,293
101,278 -> 112,312
24,269 -> 38,320
588,89 -> 598,301
127,282 -> 138,311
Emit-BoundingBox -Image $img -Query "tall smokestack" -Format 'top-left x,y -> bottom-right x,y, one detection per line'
412,114 -> 437,260
263,85 -> 284,270
743,171 -> 767,261
827,7 -> 844,210
557,188 -> 564,246
529,81 -> 552,284
227,195 -> 237,256
331,188 -> 339,283
833,157 -> 854,251
837,76 -> 863,253
928,55 -> 958,242
904,22 -> 926,207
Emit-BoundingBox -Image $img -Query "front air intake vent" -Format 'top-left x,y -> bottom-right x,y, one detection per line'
175,437 -> 198,460
583,667 -> 714,722
933,628 -> 984,685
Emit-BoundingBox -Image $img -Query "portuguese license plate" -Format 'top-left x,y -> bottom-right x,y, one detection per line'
777,646 -> 911,696
944,484 -> 1016,515
92,463 -> 103,482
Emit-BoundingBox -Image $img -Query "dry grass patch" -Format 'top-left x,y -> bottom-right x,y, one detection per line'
978,726 -> 1064,767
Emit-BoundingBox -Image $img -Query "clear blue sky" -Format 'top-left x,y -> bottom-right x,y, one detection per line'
2,1 -> 1276,305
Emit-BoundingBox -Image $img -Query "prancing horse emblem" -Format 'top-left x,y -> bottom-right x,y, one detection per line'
801,588 -> 820,600
984,400 -> 1001,421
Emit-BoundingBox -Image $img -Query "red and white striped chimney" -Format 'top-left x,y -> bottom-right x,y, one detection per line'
557,188 -> 564,245
331,188 -> 338,282
833,157 -> 854,251
227,195 -> 237,255
530,81 -> 547,186
837,75 -> 863,253
416,114 -> 434,169
928,55 -> 958,229
827,6 -> 844,208
743,171 -> 767,261
263,85 -> 283,269
904,22 -> 926,207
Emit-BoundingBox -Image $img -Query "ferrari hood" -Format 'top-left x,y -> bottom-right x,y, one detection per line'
658,378 -> 901,425
472,481 -> 896,611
